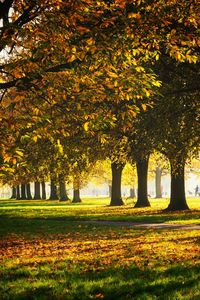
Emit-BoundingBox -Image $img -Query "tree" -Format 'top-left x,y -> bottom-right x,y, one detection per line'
41,181 -> 46,200
122,163 -> 137,198
149,152 -> 169,198
1,0 -> 198,94
72,175 -> 82,203
58,174 -> 69,201
151,58 -> 200,210
1,1 -> 199,212
10,186 -> 16,199
26,183 -> 32,200
127,110 -> 153,208
49,179 -> 59,200
89,159 -> 112,197
110,162 -> 125,206
33,181 -> 41,200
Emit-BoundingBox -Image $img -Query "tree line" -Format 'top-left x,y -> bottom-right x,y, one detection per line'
0,0 -> 199,211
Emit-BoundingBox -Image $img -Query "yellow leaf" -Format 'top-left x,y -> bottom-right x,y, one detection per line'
128,12 -> 141,19
15,150 -> 23,157
145,90 -> 151,97
135,66 -> 144,72
108,71 -> 118,78
57,139 -> 64,155
86,38 -> 93,45
33,136 -> 38,142
114,80 -> 118,87
68,55 -> 76,62
152,80 -> 161,87
141,104 -> 147,111
83,122 -> 89,131
4,156 -> 11,163
129,109 -> 137,117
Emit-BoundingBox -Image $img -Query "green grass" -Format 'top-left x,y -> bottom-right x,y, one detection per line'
0,197 -> 199,225
0,198 -> 199,299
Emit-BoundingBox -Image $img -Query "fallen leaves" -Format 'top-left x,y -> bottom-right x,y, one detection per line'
0,228 -> 199,273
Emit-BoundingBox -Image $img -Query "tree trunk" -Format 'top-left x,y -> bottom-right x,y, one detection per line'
59,174 -> 69,201
130,187 -> 136,198
16,185 -> 20,200
41,181 -> 46,200
166,158 -> 189,211
155,167 -> 162,198
134,155 -> 150,208
10,186 -> 16,199
34,181 -> 41,200
26,183 -> 32,200
21,184 -> 27,200
49,179 -> 59,200
109,162 -> 124,206
72,177 -> 81,203
72,188 -> 81,203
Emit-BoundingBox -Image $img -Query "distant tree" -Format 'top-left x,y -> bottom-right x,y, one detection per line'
149,152 -> 169,198
122,163 -> 137,198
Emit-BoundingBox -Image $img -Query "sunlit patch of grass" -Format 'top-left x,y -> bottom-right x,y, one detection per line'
0,198 -> 199,230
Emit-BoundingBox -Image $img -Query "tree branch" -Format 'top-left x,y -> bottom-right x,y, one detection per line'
0,58 -> 82,90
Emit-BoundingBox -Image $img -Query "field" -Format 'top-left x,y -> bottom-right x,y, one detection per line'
0,198 -> 199,300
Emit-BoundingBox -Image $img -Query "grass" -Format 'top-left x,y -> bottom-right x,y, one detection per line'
0,197 -> 199,225
0,197 -> 199,299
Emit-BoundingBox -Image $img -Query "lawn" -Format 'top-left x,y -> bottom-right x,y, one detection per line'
0,198 -> 199,299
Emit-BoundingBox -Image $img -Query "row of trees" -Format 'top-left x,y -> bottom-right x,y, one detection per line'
8,154 -> 169,201
0,1 -> 199,210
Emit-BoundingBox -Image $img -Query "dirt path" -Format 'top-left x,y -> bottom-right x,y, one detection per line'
82,220 -> 200,230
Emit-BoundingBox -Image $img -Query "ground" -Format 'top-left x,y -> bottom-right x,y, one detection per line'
0,197 -> 199,299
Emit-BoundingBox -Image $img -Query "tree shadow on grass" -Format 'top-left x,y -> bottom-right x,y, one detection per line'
0,262 -> 199,300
